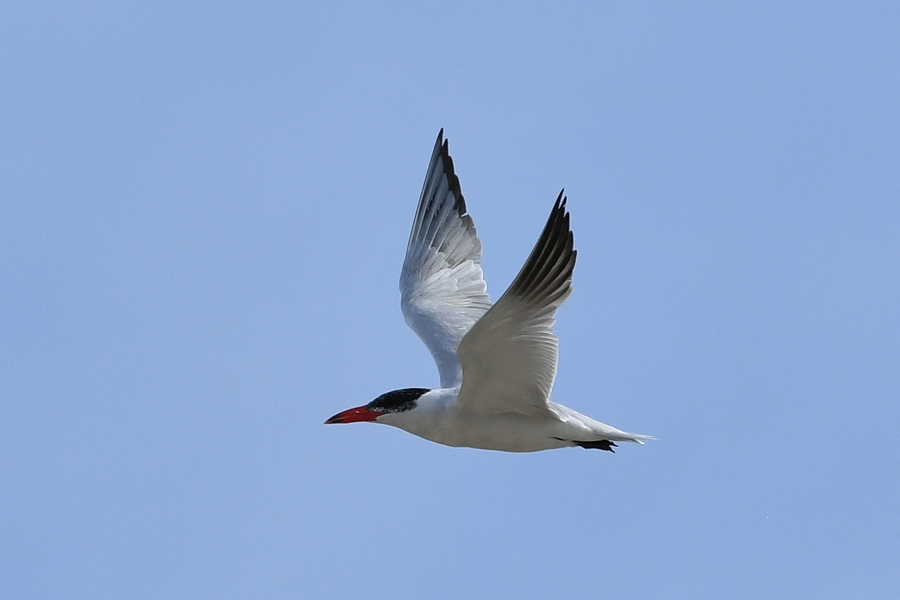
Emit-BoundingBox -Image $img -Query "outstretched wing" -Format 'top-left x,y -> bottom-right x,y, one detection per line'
456,192 -> 576,415
400,130 -> 492,389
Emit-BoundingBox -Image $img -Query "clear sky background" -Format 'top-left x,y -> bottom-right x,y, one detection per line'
2,2 -> 898,598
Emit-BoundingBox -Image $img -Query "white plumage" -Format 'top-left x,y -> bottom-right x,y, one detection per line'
326,130 -> 651,453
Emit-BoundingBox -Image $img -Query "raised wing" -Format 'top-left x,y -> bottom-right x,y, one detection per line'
456,192 -> 576,415
400,130 -> 492,389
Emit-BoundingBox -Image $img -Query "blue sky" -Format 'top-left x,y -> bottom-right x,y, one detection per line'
2,2 -> 898,598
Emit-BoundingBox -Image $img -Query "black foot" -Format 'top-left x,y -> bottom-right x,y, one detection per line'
574,440 -> 618,452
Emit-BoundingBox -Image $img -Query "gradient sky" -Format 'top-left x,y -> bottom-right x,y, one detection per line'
2,2 -> 898,598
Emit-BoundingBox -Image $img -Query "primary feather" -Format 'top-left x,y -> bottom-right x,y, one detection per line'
327,129 -> 652,453
400,130 -> 492,388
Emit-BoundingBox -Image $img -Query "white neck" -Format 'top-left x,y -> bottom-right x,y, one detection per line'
376,388 -> 458,444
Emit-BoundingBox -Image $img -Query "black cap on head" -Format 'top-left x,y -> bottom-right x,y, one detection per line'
367,388 -> 430,414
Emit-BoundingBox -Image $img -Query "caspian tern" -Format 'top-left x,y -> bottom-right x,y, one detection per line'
326,130 -> 651,452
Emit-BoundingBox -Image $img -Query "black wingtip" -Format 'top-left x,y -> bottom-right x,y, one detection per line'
556,189 -> 567,210
506,189 -> 576,303
431,129 -> 445,156
438,132 -> 467,216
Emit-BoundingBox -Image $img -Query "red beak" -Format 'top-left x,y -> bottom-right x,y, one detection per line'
324,405 -> 380,424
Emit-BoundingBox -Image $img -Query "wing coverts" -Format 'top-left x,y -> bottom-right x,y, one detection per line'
400,130 -> 492,388
456,192 -> 576,415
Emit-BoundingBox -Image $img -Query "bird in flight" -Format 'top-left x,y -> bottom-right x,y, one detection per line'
326,130 -> 651,452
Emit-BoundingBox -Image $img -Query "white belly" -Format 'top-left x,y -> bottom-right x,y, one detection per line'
376,391 -> 645,452
382,404 -> 580,452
